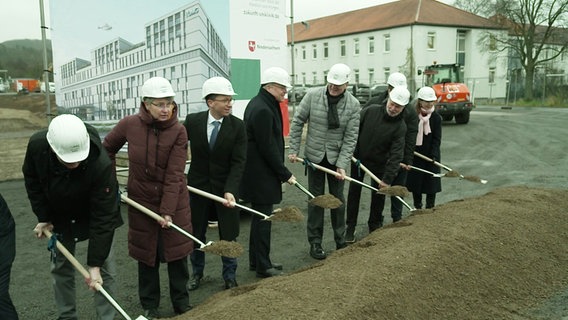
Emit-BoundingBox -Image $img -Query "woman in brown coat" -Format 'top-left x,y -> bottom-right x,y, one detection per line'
103,77 -> 193,318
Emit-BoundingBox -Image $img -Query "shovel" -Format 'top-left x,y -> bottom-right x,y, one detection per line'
187,186 -> 302,222
413,151 -> 488,184
292,181 -> 342,209
351,157 -> 430,214
42,230 -> 147,320
120,194 -> 243,258
408,165 -> 446,178
296,157 -> 406,197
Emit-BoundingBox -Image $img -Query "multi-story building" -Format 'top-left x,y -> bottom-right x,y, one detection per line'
288,0 -> 509,103
59,0 -> 229,120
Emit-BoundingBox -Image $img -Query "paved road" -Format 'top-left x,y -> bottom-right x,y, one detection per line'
2,105 -> 567,319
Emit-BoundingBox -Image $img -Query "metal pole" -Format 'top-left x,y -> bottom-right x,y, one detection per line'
289,0 -> 296,116
39,0 -> 52,125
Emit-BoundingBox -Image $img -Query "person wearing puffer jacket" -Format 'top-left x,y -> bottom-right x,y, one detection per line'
288,63 -> 360,260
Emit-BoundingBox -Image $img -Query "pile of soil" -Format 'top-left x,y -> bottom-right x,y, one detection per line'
180,186 -> 568,320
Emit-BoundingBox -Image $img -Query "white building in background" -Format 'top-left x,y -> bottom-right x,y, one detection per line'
288,0 -> 509,103
58,0 -> 229,120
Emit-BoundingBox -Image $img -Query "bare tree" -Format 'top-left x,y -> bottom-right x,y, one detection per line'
452,0 -> 496,18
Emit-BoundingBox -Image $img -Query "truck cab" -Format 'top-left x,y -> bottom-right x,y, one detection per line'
420,63 -> 474,124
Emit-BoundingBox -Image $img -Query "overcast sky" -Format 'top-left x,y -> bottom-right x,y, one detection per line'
0,0 -> 453,43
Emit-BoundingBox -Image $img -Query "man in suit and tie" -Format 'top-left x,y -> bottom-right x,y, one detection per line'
183,77 -> 247,290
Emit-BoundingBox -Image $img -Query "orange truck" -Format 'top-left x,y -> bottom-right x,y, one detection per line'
419,63 -> 474,124
11,79 -> 41,93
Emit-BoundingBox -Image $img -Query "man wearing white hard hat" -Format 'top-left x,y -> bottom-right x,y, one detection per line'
346,86 -> 410,239
183,77 -> 246,290
23,114 -> 123,319
406,86 -> 443,210
103,76 -> 193,318
288,63 -> 360,260
240,67 -> 296,278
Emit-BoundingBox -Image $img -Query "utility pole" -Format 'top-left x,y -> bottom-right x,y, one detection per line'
289,0 -> 296,116
39,0 -> 52,125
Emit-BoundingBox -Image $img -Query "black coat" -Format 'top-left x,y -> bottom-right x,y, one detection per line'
406,111 -> 443,194
355,105 -> 406,184
184,111 -> 247,240
240,88 -> 292,204
22,124 -> 123,267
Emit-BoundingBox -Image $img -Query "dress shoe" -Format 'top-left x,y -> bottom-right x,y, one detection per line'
174,305 -> 193,315
345,227 -> 356,243
187,274 -> 202,291
249,262 -> 283,271
309,243 -> 327,260
336,242 -> 347,250
224,278 -> 238,289
256,267 -> 283,278
143,308 -> 160,319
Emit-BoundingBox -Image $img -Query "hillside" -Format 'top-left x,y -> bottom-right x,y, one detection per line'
0,39 -> 53,79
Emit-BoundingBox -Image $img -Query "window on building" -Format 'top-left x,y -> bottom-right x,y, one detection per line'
354,38 -> 360,55
302,46 -> 306,60
489,34 -> 497,51
489,67 -> 496,84
323,42 -> 329,58
312,71 -> 317,85
340,40 -> 346,57
427,32 -> 436,50
368,68 -> 375,84
312,44 -> 317,59
302,72 -> 306,85
383,67 -> 390,83
354,69 -> 360,83
456,30 -> 466,65
384,34 -> 390,52
368,36 -> 375,54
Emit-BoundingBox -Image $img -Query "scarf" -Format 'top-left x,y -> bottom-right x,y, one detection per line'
326,90 -> 343,129
416,106 -> 434,146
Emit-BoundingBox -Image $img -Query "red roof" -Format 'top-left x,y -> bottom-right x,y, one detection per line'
287,0 -> 502,43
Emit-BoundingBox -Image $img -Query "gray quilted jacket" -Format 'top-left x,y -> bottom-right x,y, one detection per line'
289,86 -> 360,170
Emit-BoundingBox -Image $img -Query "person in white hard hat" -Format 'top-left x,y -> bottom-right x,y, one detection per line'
288,63 -> 360,260
103,76 -> 192,318
346,86 -> 411,240
22,114 -> 123,320
348,72 -> 418,242
406,86 -> 442,209
240,66 -> 296,278
183,76 -> 246,291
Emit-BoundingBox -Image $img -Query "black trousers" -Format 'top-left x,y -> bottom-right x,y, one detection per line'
248,203 -> 273,272
0,194 -> 18,320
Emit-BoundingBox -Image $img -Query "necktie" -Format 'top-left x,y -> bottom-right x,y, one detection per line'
210,121 -> 220,150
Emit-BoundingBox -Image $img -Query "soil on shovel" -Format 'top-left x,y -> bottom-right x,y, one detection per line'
176,186 -> 568,320
377,185 -> 409,197
308,194 -> 342,209
201,241 -> 243,258
270,206 -> 304,222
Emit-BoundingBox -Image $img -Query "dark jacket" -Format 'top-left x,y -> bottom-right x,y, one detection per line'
183,111 -> 246,240
406,110 -> 442,194
365,91 -> 418,166
103,102 -> 192,266
240,88 -> 292,204
22,124 -> 123,267
355,105 -> 406,184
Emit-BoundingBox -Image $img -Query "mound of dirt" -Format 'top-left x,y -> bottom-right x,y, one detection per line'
0,94 -> 55,132
179,186 -> 568,320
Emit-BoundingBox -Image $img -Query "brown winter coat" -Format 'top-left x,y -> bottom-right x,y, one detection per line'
103,102 -> 193,266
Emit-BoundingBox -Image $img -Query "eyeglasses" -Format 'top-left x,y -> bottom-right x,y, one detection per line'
150,101 -> 174,109
213,98 -> 235,104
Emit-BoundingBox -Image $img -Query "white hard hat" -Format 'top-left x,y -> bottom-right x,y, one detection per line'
417,86 -> 437,102
389,86 -> 410,106
387,72 -> 407,88
47,114 -> 90,163
261,67 -> 291,88
327,63 -> 351,85
202,77 -> 237,99
141,77 -> 175,99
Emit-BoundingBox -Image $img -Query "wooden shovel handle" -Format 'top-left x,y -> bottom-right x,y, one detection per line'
413,151 -> 453,172
297,157 -> 378,191
187,185 -> 270,220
